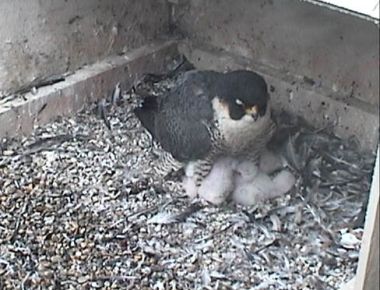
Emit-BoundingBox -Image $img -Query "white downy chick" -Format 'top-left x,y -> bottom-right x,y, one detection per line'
233,160 -> 269,205
271,170 -> 296,195
232,160 -> 296,206
183,152 -> 295,206
183,176 -> 198,199
259,149 -> 284,174
183,162 -> 198,198
198,157 -> 238,205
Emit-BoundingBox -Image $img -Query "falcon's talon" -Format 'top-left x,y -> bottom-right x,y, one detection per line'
163,168 -> 185,181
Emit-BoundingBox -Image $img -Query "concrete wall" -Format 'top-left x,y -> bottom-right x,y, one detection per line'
172,0 -> 379,108
0,0 -> 169,97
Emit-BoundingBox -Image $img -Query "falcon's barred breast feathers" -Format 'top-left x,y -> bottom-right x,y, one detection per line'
134,69 -> 276,190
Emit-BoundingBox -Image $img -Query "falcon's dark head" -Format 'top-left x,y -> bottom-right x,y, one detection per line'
217,70 -> 270,121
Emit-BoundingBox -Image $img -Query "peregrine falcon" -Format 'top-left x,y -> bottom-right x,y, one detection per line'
134,69 -> 276,190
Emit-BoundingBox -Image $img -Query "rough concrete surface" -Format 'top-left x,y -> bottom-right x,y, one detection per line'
0,0 -> 169,97
172,0 -> 379,107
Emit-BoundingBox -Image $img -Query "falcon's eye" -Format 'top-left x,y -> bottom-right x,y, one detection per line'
235,99 -> 243,106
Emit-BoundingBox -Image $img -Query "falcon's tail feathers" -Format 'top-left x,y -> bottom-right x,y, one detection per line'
134,95 -> 157,135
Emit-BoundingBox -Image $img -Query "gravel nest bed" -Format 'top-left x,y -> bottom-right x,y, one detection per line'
0,71 -> 376,290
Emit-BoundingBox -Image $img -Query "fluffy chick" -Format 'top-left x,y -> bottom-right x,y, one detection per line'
259,149 -> 284,174
232,160 -> 296,206
182,176 -> 198,199
187,152 -> 295,206
197,157 -> 238,205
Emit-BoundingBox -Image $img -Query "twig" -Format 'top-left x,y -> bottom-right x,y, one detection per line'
98,99 -> 111,130
174,202 -> 203,222
9,198 -> 30,243
252,239 -> 278,254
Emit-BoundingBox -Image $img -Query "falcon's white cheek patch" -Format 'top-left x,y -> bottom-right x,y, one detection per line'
241,114 -> 255,123
211,97 -> 231,120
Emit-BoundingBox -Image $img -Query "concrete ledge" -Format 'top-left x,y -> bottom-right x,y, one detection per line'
339,277 -> 356,290
355,147 -> 380,290
0,41 -> 179,139
179,42 -> 379,152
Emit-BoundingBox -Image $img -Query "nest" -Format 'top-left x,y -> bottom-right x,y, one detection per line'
0,63 -> 376,290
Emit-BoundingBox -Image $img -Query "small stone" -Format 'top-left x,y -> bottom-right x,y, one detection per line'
78,275 -> 89,284
2,150 -> 14,156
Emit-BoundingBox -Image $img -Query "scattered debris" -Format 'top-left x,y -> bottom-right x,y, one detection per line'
112,82 -> 121,106
97,98 -> 111,130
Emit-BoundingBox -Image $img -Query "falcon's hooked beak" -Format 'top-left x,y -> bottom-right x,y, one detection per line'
245,105 -> 259,121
